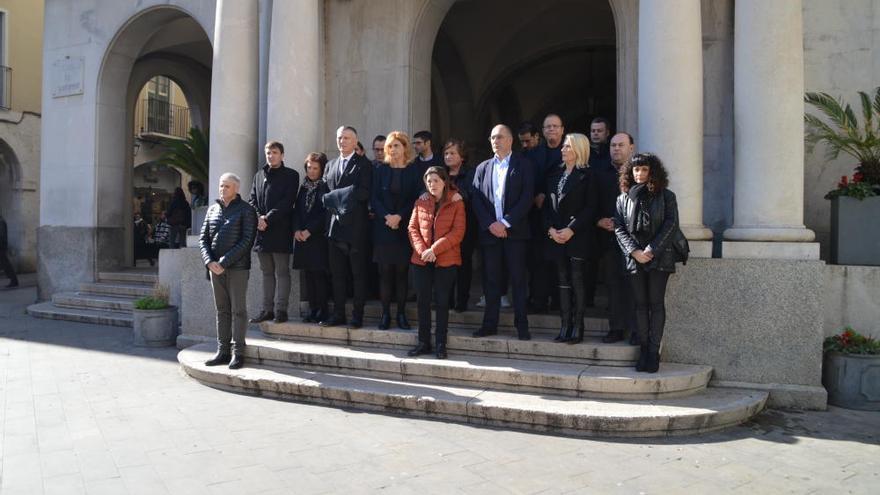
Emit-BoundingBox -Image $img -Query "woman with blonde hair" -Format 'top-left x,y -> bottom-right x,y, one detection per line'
542,133 -> 599,344
370,131 -> 424,330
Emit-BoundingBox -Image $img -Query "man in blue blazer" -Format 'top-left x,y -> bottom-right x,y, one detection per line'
471,124 -> 535,340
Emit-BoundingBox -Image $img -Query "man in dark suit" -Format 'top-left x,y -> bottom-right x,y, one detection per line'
320,125 -> 373,328
471,124 -> 535,340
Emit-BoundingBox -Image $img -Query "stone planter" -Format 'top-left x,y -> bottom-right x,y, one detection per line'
830,196 -> 880,266
822,352 -> 880,411
133,306 -> 179,347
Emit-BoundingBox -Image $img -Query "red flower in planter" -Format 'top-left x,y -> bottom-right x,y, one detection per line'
838,175 -> 849,189
853,172 -> 864,183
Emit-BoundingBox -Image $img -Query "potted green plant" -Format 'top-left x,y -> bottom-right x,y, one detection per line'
822,327 -> 880,411
132,284 -> 179,347
805,87 -> 880,266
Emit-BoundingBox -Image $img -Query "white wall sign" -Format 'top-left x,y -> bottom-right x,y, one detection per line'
52,57 -> 85,98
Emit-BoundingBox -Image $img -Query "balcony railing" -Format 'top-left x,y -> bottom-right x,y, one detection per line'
0,66 -> 11,110
135,97 -> 191,139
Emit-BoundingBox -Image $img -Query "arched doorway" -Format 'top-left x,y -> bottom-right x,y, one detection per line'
429,0 -> 619,158
96,6 -> 211,270
0,139 -> 22,270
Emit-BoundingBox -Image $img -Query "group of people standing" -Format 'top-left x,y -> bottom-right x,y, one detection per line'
197,114 -> 685,373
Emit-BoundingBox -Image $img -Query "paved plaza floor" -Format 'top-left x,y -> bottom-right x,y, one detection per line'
1,285 -> 877,494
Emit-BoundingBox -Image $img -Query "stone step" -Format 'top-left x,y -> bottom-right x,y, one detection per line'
263,321 -> 638,366
97,271 -> 158,284
79,282 -> 153,298
333,301 -> 610,335
179,344 -> 768,438
27,302 -> 133,327
245,336 -> 712,399
52,292 -> 137,312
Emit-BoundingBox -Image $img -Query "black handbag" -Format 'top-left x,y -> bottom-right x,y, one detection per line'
671,228 -> 690,264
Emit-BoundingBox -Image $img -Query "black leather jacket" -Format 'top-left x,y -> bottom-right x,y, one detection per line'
614,188 -> 679,273
199,195 -> 258,270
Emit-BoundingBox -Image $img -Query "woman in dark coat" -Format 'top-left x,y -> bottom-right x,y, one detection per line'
165,187 -> 192,248
292,153 -> 331,323
614,152 -> 680,373
370,131 -> 424,330
542,133 -> 598,344
443,139 -> 477,312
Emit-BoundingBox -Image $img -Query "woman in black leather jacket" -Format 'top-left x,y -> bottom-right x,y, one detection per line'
614,153 -> 679,373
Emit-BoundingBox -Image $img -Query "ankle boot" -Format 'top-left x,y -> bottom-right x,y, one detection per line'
396,311 -> 411,330
635,345 -> 649,371
602,329 -> 624,343
645,347 -> 661,373
378,312 -> 391,330
204,351 -> 231,366
555,287 -> 572,342
566,320 -> 584,345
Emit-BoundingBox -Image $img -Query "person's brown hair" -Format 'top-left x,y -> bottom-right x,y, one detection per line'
384,131 -> 414,165
618,152 -> 670,193
443,139 -> 468,165
265,140 -> 285,154
423,165 -> 452,202
303,152 -> 328,176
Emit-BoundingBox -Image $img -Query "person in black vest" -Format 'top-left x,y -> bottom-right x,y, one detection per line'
413,130 -> 442,172
320,125 -> 373,329
293,152 -> 330,323
201,172 -> 258,370
443,139 -> 477,312
0,214 -> 19,288
471,124 -> 534,340
615,153 -> 681,373
542,133 -> 599,344
371,131 -> 424,330
248,141 -> 300,324
597,132 -> 637,344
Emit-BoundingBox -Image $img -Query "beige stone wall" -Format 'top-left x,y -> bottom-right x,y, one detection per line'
0,0 -> 44,113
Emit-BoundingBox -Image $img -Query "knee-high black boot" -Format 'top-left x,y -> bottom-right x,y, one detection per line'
555,286 -> 572,342
567,259 -> 586,344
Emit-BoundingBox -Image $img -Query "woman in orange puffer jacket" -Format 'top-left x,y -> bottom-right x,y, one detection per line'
407,166 -> 467,359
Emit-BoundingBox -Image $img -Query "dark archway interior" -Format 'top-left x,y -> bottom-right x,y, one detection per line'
430,0 -> 616,163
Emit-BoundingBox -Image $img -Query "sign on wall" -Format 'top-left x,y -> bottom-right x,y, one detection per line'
51,57 -> 85,98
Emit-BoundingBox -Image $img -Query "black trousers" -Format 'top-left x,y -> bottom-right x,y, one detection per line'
302,269 -> 329,313
0,250 -> 17,283
481,239 -> 529,336
379,262 -> 409,313
629,269 -> 671,351
413,264 -> 458,347
600,246 -> 635,334
555,256 -> 586,327
450,231 -> 475,308
328,240 -> 367,319
528,209 -> 557,309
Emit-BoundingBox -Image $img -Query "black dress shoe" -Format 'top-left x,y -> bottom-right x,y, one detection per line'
348,317 -> 363,329
396,313 -> 411,330
319,315 -> 346,327
517,332 -> 532,341
228,355 -> 245,370
302,313 -> 314,323
377,312 -> 391,330
273,311 -> 288,323
472,328 -> 497,338
249,311 -> 274,324
407,342 -> 432,356
6,280 -> 19,288
602,329 -> 624,344
204,352 -> 231,366
453,304 -> 467,313
629,331 -> 639,346
435,344 -> 447,359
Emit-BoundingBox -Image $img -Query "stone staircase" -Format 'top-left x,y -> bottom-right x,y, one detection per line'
179,308 -> 768,438
27,270 -> 157,327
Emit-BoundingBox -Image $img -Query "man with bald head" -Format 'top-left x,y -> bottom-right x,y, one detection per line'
596,131 -> 637,344
471,124 -> 535,340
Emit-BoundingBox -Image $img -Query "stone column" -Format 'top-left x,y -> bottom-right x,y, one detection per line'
638,0 -> 713,249
722,0 -> 817,259
208,0 -> 260,201
266,0 -> 322,157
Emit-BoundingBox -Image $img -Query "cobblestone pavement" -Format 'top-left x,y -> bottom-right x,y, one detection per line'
1,286 -> 878,494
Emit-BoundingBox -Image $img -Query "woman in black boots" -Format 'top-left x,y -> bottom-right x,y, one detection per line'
542,133 -> 598,344
371,131 -> 424,330
614,153 -> 680,373
292,153 -> 331,323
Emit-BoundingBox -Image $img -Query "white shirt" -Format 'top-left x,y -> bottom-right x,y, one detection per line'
492,153 -> 512,228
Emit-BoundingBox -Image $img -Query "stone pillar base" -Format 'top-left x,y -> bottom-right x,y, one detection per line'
710,380 -> 827,410
722,241 -> 820,260
688,240 -> 713,259
681,224 -> 713,242
723,226 -> 816,242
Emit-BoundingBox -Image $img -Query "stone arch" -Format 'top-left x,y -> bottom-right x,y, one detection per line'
409,0 -> 637,149
95,5 -> 212,269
